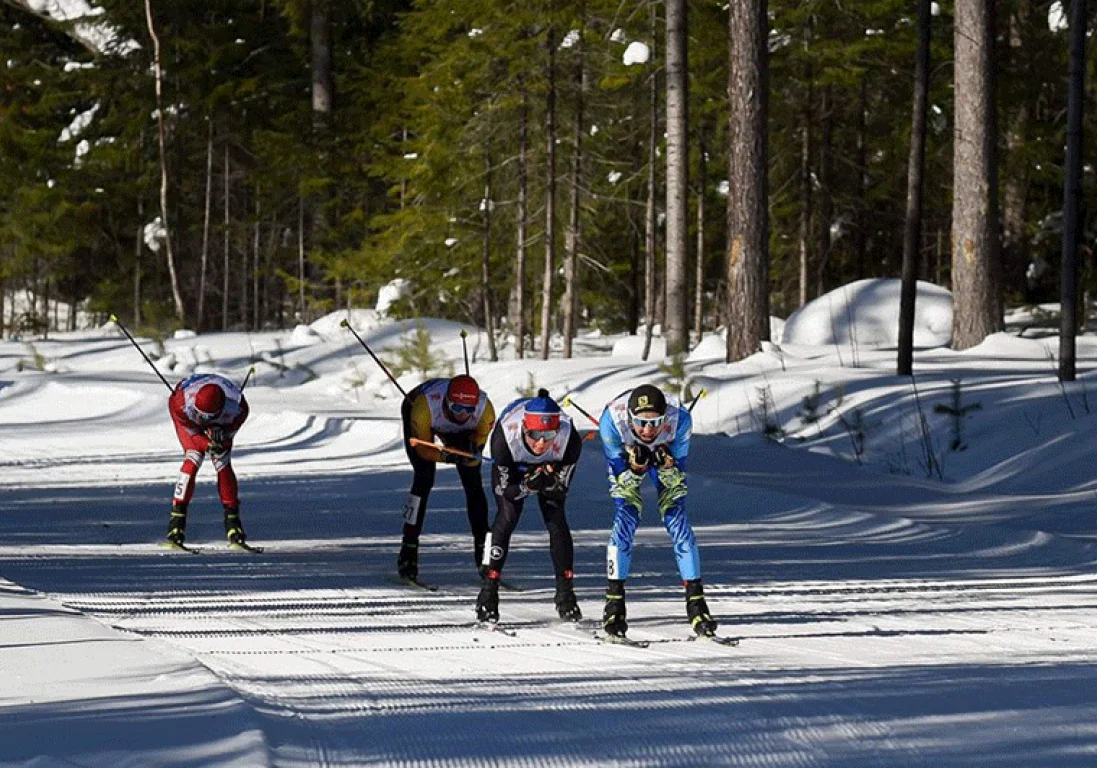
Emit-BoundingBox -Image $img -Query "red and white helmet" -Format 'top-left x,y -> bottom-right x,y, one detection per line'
194,383 -> 226,419
445,375 -> 480,409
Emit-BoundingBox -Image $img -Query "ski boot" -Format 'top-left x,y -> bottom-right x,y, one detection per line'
685,579 -> 718,636
476,575 -> 500,623
554,571 -> 582,622
603,579 -> 628,637
166,502 -> 187,545
397,539 -> 419,581
224,505 -> 247,546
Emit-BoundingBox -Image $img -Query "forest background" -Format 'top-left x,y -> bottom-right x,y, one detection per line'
0,0 -> 1087,363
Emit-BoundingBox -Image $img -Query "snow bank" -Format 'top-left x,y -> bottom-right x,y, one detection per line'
782,278 -> 952,348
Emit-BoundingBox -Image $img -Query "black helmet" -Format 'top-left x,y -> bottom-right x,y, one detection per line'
627,384 -> 666,418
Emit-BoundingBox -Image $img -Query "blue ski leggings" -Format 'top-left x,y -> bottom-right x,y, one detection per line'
606,471 -> 700,582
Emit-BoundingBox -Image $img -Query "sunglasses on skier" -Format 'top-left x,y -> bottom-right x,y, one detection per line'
630,414 -> 666,430
448,401 -> 477,416
526,428 -> 558,442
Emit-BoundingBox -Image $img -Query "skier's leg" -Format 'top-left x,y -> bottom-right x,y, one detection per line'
538,490 -> 580,621
399,400 -> 435,578
169,423 -> 206,543
606,498 -> 640,582
655,471 -> 700,582
211,449 -> 246,544
477,472 -> 524,622
483,482 -> 524,577
456,461 -> 490,570
659,502 -> 701,581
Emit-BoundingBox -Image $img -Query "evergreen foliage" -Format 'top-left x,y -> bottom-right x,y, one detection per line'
0,1 -> 1086,347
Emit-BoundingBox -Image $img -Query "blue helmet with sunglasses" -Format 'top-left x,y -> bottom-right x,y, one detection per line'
523,389 -> 562,441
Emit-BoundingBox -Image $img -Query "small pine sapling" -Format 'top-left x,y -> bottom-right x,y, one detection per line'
933,378 -> 981,451
387,321 -> 453,379
515,372 -> 539,398
658,354 -> 695,401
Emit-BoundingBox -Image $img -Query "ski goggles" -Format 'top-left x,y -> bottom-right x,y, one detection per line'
448,401 -> 477,416
526,428 -> 558,442
630,413 -> 666,430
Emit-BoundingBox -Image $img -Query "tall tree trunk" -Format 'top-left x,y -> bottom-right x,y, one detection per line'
481,147 -> 498,361
223,143 -> 230,330
1059,0 -> 1086,381
513,84 -> 529,359
144,0 -> 184,324
134,195 -> 143,326
198,118 -> 213,330
898,0 -> 932,376
253,187 -> 261,331
951,0 -> 1001,350
1002,0 -> 1032,300
815,85 -> 833,296
562,9 -> 585,359
694,135 -> 706,342
240,186 -> 249,327
855,76 -> 869,279
797,44 -> 814,308
665,0 -> 689,356
726,0 -> 770,362
641,2 -> 659,361
310,0 -> 332,274
298,192 -> 306,319
539,18 -> 557,361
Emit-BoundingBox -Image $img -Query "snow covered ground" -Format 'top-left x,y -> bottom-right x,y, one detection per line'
1,281 -> 1096,767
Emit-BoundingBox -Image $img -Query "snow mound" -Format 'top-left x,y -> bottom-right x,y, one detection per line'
310,309 -> 381,340
782,278 -> 952,348
288,324 -> 323,346
687,317 -> 786,361
612,335 -> 665,359
962,331 -> 1057,359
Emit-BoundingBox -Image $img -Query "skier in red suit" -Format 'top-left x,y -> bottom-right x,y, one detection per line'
167,373 -> 250,547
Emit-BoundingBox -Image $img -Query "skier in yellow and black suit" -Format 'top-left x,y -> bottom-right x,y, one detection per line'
399,374 -> 495,583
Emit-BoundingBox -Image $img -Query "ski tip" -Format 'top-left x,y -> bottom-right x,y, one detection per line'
108,313 -> 118,323
159,541 -> 199,554
228,542 -> 265,553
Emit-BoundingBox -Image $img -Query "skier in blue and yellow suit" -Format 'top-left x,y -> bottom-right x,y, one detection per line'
598,383 -> 718,639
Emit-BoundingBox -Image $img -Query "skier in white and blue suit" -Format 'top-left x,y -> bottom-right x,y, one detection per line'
598,383 -> 717,638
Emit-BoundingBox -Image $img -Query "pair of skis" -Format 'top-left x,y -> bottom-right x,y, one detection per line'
475,618 -> 739,648
591,629 -> 738,648
161,540 -> 265,554
393,575 -> 525,593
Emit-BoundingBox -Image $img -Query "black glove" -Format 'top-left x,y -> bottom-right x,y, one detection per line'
625,444 -> 653,474
206,427 -> 227,455
652,445 -> 675,469
439,451 -> 463,465
520,466 -> 551,494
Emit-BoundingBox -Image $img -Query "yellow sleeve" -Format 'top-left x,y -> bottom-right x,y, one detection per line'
471,398 -> 496,452
408,395 -> 443,462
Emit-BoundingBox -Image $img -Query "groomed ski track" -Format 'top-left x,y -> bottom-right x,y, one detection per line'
1,340 -> 1097,766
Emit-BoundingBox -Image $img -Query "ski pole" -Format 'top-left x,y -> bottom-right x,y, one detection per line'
459,329 -> 470,375
241,366 -> 255,391
339,318 -> 407,398
687,388 -> 708,412
109,314 -> 174,392
408,437 -> 494,464
562,395 -> 600,427
561,396 -> 600,441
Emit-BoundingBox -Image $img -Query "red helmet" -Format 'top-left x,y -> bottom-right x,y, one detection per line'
194,383 -> 226,418
445,375 -> 480,409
